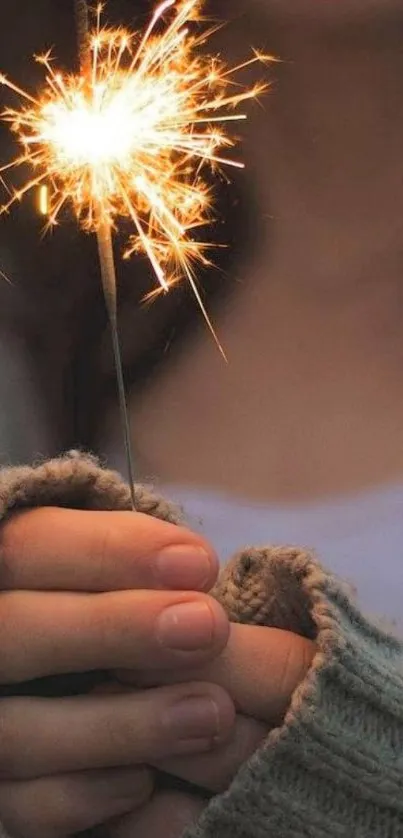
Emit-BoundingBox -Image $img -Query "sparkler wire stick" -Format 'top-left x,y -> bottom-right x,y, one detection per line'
74,0 -> 91,75
75,0 -> 137,508
1,2 -> 272,500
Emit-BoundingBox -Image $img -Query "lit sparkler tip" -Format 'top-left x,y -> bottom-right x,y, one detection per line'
0,268 -> 11,284
0,0 -> 269,334
35,51 -> 52,65
253,48 -> 281,64
38,184 -> 49,215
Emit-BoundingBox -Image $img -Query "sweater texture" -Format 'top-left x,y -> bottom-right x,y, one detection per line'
0,452 -> 402,837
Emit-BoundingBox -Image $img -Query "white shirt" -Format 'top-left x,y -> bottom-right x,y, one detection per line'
161,483 -> 403,631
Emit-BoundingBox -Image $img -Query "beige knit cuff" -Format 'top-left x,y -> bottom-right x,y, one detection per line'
0,450 -> 180,524
0,454 -> 402,838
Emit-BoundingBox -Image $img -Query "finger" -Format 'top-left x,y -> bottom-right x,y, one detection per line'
92,684 -> 267,794
0,767 -> 153,838
0,590 -> 229,683
105,791 -> 205,838
120,623 -> 315,724
199,624 -> 315,723
156,714 -> 267,793
0,682 -> 235,778
0,507 -> 218,592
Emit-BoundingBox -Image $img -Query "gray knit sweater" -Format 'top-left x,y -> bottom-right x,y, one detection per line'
0,452 -> 402,837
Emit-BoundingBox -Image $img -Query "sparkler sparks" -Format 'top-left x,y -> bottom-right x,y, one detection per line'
0,0 -> 270,309
0,0 -> 272,504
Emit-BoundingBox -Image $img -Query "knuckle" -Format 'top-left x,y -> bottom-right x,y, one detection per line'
92,520 -> 117,578
101,705 -> 133,759
93,594 -> 140,666
98,695 -> 157,763
91,597 -> 121,662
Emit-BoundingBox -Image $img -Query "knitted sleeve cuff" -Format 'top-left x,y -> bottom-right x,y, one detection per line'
0,450 -> 181,524
188,547 -> 403,837
0,454 -> 402,837
0,451 -> 182,701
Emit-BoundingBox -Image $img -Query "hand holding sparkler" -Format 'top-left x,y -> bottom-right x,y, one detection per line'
0,498 -> 232,835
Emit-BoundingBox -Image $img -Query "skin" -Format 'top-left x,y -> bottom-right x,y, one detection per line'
0,507 -> 232,836
98,0 -> 403,504
104,623 -> 314,838
99,0 -> 403,833
0,1 -> 399,836
0,507 -> 313,837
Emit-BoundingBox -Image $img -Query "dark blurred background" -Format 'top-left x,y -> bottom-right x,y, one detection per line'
0,0 -> 256,463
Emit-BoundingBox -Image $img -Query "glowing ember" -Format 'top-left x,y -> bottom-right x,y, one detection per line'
0,0 -> 271,296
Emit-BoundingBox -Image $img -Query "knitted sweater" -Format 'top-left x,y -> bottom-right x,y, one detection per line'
0,453 -> 402,838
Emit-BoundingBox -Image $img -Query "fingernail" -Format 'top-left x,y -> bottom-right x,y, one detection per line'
162,696 -> 220,742
155,545 -> 212,589
157,601 -> 214,650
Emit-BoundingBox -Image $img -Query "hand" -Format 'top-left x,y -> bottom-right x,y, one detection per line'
0,507 -> 234,837
107,622 -> 315,838
99,790 -> 206,838
154,621 -> 315,789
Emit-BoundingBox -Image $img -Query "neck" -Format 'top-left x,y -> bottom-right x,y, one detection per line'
120,14 -> 403,502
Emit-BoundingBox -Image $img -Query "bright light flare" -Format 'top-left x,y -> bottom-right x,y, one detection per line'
0,0 -> 272,298
38,184 -> 49,215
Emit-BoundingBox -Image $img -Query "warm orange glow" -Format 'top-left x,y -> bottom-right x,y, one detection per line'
38,184 -> 49,215
0,0 -> 271,297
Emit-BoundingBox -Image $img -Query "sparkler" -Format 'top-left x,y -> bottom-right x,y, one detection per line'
0,0 -> 271,502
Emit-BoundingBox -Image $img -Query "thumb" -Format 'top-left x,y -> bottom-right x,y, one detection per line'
193,623 -> 315,724
117,623 -> 315,725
